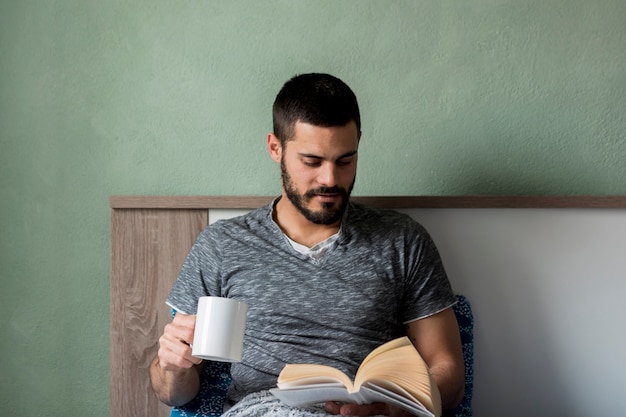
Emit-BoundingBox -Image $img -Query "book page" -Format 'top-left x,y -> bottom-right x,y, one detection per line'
354,339 -> 437,414
277,364 -> 354,391
358,337 -> 413,369
273,337 -> 441,417
270,384 -> 435,417
271,384 -> 369,406
360,385 -> 434,417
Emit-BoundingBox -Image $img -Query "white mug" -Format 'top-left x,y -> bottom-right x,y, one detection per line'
192,296 -> 248,362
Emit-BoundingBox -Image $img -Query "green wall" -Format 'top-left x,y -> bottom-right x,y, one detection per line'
1,1 -> 625,415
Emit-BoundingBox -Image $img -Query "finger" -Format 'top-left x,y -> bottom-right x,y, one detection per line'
173,312 -> 197,328
164,317 -> 197,346
171,314 -> 197,336
158,331 -> 201,370
157,343 -> 201,370
338,402 -> 390,416
324,401 -> 343,415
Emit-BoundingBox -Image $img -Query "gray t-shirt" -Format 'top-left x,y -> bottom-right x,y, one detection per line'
167,200 -> 456,403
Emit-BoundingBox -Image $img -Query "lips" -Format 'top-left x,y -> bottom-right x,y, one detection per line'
306,187 -> 344,198
315,193 -> 340,202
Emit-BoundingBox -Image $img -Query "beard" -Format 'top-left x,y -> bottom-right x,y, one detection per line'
280,158 -> 355,225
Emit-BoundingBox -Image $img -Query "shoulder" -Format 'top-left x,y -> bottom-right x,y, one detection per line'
342,202 -> 438,253
346,201 -> 426,234
212,204 -> 271,227
195,203 -> 275,243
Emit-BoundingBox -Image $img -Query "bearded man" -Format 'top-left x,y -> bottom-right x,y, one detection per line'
150,73 -> 464,417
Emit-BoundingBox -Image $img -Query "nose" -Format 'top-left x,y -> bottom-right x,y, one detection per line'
318,162 -> 338,187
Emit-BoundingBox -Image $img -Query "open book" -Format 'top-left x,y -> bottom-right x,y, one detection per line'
270,337 -> 441,417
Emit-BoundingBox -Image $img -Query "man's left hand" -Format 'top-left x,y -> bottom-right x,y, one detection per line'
324,401 -> 412,416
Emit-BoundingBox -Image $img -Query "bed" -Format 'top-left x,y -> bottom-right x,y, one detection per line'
110,195 -> 625,417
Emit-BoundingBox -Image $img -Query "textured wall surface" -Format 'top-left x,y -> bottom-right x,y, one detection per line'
1,1 -> 625,416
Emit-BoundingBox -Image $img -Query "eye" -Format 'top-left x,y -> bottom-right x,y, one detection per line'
303,159 -> 321,167
336,158 -> 353,167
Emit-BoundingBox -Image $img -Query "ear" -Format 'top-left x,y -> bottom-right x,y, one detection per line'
267,133 -> 282,163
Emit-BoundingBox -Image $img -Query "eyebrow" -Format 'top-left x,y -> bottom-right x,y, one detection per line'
298,150 -> 358,160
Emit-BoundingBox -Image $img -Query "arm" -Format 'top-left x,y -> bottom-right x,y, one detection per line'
325,307 -> 464,416
406,307 -> 465,410
149,313 -> 204,407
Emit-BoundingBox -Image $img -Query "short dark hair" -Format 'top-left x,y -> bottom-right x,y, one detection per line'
272,73 -> 361,145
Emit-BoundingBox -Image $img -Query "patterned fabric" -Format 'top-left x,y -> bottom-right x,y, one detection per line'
222,391 -> 351,417
170,361 -> 232,417
451,294 -> 474,417
170,295 -> 474,417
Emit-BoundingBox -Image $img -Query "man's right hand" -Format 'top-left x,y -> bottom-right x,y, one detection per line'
150,313 -> 203,407
157,313 -> 203,371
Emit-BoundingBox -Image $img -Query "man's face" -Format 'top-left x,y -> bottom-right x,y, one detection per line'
278,121 -> 360,225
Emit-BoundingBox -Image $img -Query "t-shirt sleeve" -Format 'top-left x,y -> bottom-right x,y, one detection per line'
401,220 -> 457,323
166,226 -> 222,315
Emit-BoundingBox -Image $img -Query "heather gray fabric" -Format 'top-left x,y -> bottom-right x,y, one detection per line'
221,390 -> 385,417
167,200 -> 456,405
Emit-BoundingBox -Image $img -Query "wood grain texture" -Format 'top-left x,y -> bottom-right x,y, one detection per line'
111,208 -> 207,417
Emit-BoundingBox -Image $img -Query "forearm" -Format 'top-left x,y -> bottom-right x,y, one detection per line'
429,360 -> 464,411
405,308 -> 465,412
149,356 -> 202,407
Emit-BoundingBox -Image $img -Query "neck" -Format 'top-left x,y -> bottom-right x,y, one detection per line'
273,194 -> 342,248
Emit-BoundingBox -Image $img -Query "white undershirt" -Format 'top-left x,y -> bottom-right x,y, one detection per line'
271,198 -> 342,260
284,232 -> 340,260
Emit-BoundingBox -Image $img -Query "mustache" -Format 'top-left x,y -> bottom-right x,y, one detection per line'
304,186 -> 348,198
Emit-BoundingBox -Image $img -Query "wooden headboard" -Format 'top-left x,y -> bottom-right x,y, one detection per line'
110,195 -> 626,417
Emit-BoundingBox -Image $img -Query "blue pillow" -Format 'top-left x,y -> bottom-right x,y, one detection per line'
170,361 -> 232,417
451,294 -> 474,417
